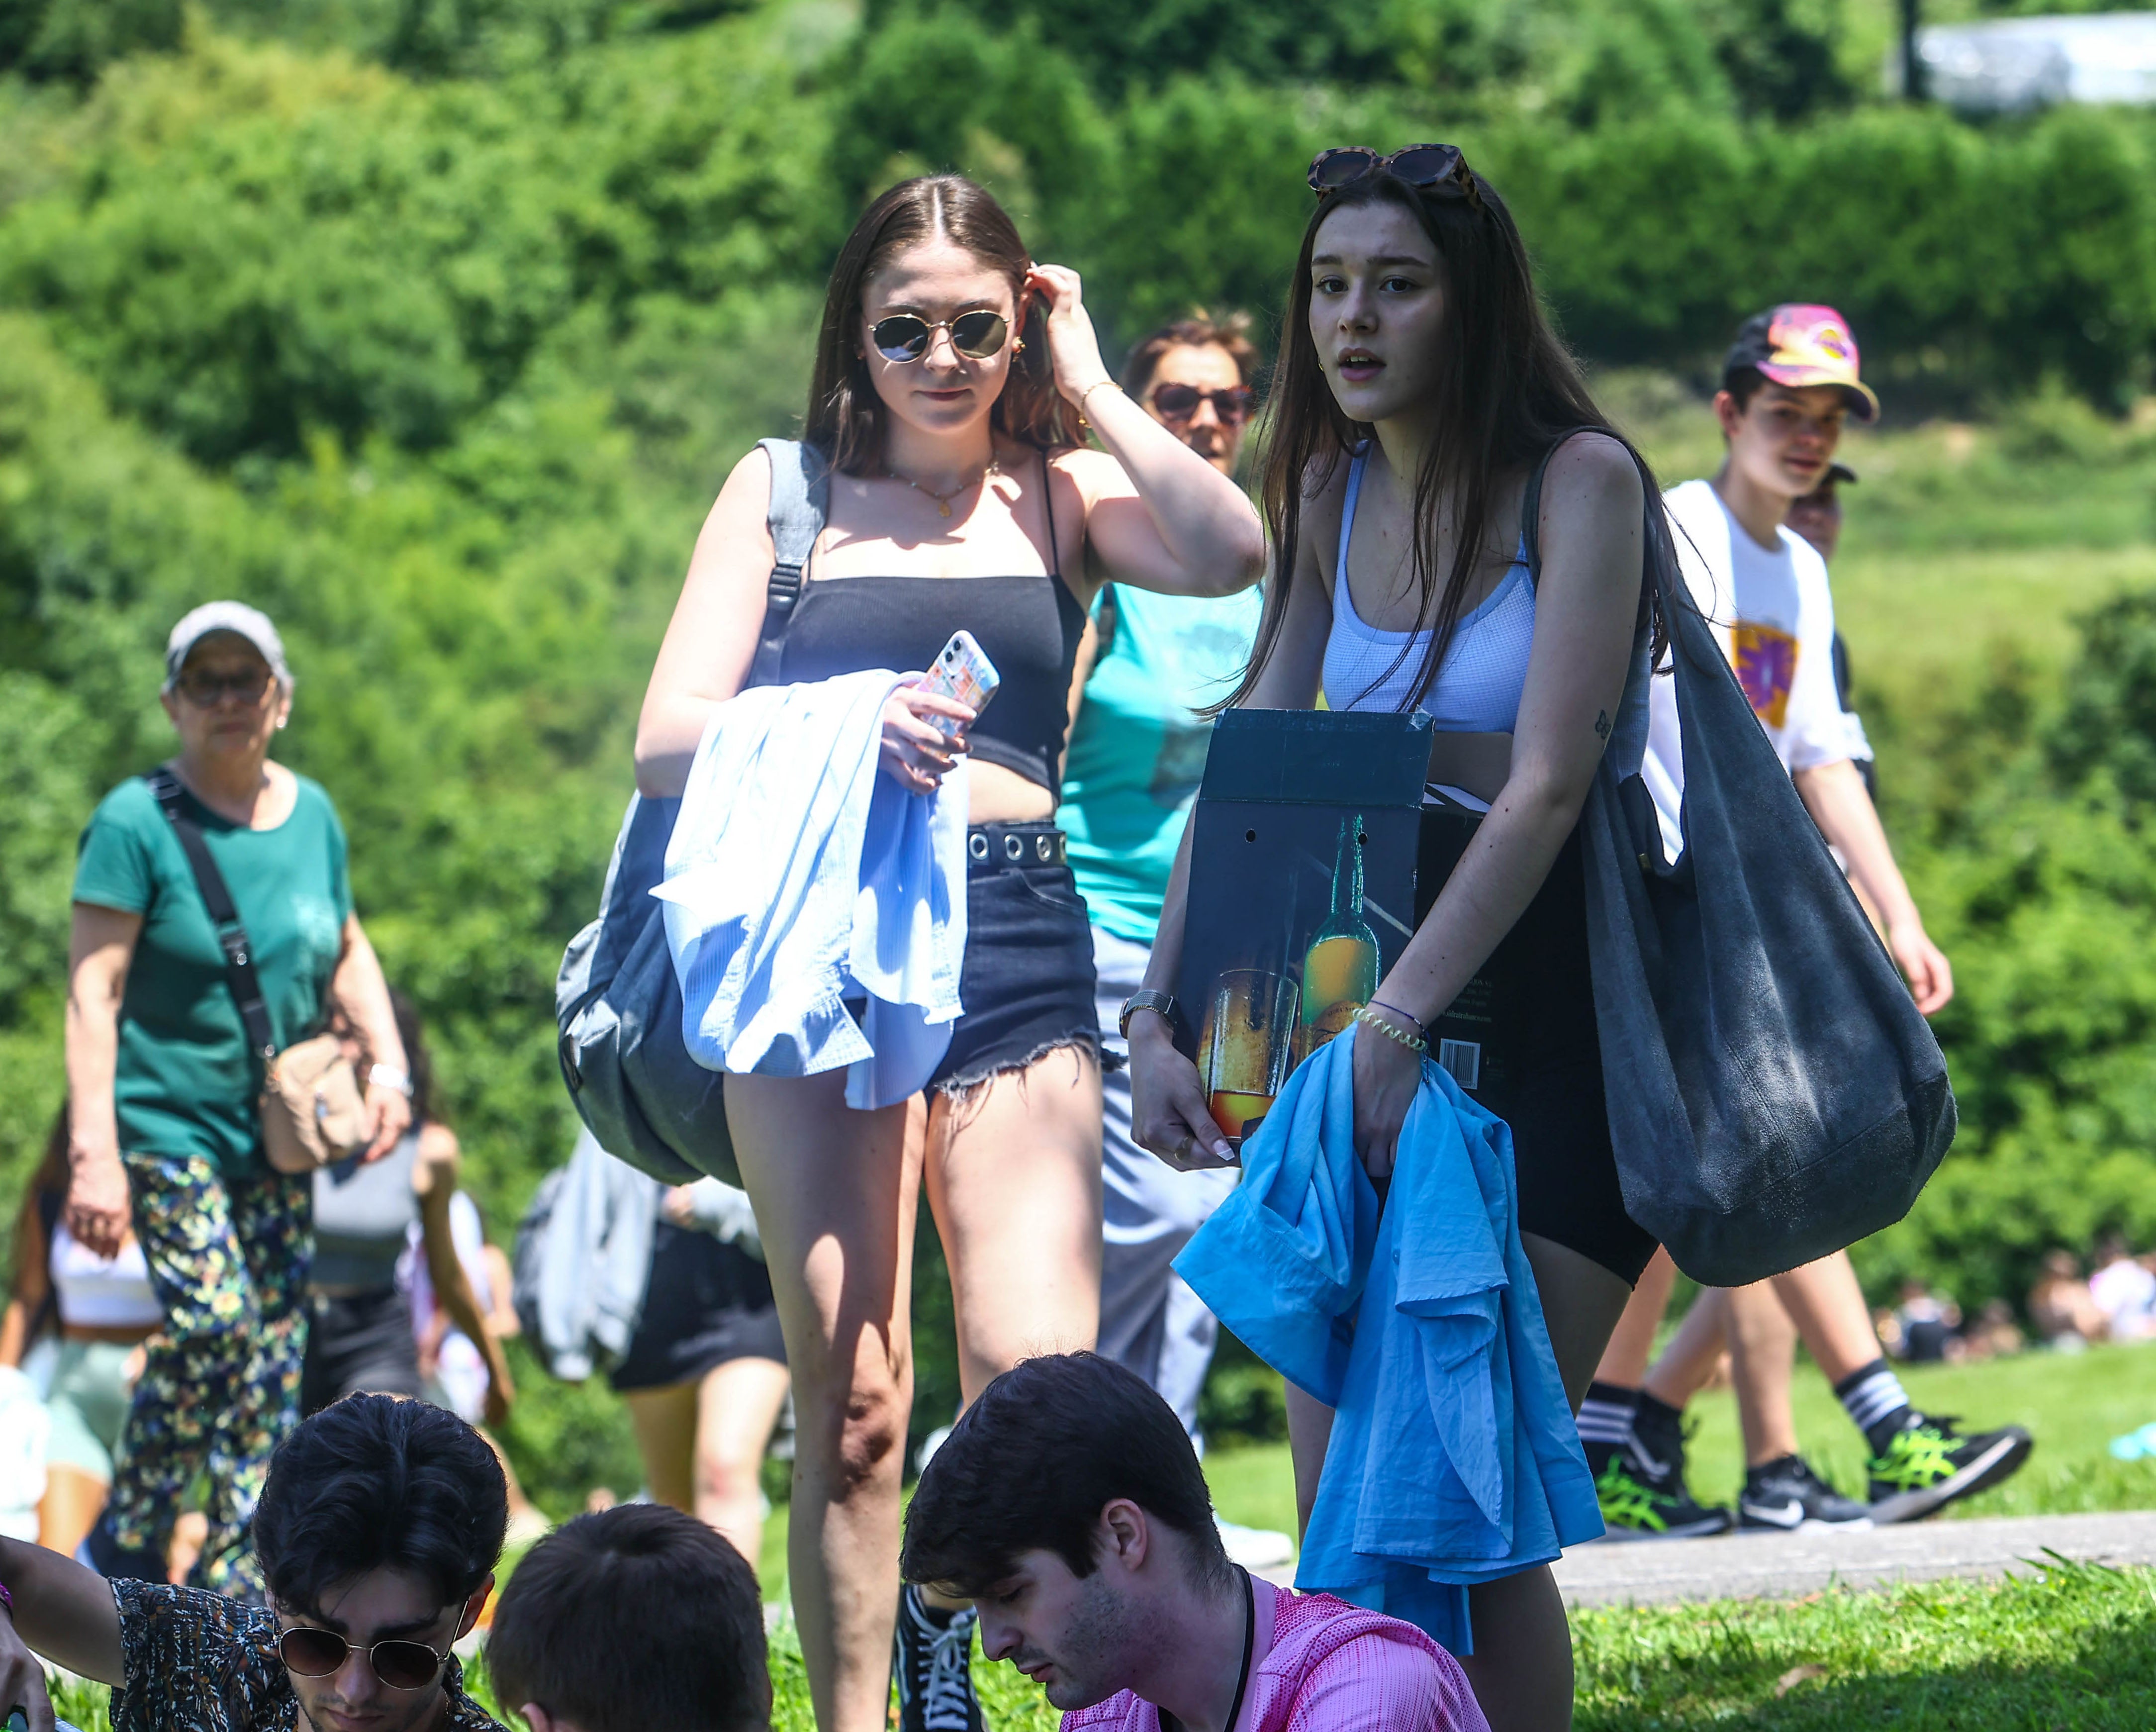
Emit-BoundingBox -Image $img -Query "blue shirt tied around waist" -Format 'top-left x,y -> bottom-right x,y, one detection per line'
1175,1024 -> 1603,1655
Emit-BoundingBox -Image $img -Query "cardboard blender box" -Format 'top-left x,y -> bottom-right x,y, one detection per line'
1173,709 -> 1496,1149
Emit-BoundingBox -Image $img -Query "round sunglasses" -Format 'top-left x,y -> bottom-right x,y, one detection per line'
1149,382 -> 1254,426
277,1625 -> 452,1692
1307,143 -> 1481,208
869,310 -> 1012,364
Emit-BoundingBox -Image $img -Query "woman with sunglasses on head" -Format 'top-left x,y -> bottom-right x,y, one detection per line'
636,175 -> 1263,1732
65,602 -> 412,1601
1127,146 -> 1666,1732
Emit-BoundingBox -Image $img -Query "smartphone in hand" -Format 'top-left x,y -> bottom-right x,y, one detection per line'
915,630 -> 1001,739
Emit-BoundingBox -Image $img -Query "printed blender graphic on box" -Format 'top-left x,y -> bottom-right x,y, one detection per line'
1174,710 -> 1432,1147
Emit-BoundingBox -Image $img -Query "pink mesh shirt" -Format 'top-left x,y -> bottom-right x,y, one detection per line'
1059,1580 -> 1490,1732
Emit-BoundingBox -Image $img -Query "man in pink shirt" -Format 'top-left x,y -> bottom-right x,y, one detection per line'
901,1353 -> 1490,1732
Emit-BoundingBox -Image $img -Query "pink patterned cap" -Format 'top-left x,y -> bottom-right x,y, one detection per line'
1726,304 -> 1879,422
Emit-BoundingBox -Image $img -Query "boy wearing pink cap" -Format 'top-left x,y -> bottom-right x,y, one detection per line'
903,1353 -> 1490,1732
1580,306 -> 2031,1545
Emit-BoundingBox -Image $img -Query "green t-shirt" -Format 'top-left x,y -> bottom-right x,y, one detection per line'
1060,583 -> 1263,946
73,773 -> 353,1178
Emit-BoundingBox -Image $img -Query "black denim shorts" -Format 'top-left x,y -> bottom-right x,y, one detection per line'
929,822 -> 1101,1094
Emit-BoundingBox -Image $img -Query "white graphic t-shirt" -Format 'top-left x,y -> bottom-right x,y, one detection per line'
1644,478 -> 1872,861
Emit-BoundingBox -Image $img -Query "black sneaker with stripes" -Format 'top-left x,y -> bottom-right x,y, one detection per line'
894,1582 -> 984,1732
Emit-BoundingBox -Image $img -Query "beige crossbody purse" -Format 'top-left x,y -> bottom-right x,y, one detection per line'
147,770 -> 372,1172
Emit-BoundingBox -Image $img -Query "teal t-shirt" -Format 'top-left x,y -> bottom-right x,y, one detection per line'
1060,583 -> 1263,946
73,773 -> 354,1178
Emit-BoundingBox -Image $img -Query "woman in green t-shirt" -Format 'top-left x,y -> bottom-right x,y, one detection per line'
64,601 -> 410,1600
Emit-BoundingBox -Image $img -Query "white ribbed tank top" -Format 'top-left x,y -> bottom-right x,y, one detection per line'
1321,446 -> 1536,727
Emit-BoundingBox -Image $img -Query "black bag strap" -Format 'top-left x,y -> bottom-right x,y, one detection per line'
749,437 -> 832,687
1517,426 -> 1607,585
144,769 -> 278,1072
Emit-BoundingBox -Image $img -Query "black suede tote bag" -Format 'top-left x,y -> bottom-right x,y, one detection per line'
1533,437 -> 1958,1286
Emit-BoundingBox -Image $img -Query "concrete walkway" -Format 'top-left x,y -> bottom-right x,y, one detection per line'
1551,1509 -> 2156,1608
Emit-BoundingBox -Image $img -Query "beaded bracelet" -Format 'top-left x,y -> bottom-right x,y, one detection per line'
1354,1005 -> 1429,1054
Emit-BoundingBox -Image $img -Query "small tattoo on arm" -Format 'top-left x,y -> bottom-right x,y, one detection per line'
1594,709 -> 1612,741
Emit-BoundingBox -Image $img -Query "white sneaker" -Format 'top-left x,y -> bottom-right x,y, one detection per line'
1217,1517 -> 1296,1570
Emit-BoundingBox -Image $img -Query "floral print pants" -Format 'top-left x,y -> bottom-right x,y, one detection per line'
106,1152 -> 311,1602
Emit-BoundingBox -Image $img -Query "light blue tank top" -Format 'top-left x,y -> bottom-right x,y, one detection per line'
1321,446 -> 1537,727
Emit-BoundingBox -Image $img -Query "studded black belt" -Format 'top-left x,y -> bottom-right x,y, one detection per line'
966,822 -> 1068,872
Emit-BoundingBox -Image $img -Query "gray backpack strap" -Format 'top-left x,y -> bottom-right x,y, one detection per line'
750,437 -> 831,686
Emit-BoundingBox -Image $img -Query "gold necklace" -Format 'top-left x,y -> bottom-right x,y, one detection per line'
886,457 -> 998,518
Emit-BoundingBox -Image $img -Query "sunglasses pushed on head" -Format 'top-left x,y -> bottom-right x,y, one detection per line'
1307,143 -> 1484,211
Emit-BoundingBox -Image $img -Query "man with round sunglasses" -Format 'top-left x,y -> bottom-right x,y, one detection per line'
0,1394 -> 507,1732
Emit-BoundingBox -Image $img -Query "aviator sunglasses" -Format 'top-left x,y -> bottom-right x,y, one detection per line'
276,1625 -> 453,1691
174,667 -> 275,707
869,310 -> 1013,364
1149,382 -> 1254,426
1307,143 -> 1484,209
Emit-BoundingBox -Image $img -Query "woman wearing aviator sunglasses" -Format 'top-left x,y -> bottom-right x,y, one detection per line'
1127,145 -> 1673,1730
636,174 -> 1263,1732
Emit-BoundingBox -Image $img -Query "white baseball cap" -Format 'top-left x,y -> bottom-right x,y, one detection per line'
163,601 -> 292,692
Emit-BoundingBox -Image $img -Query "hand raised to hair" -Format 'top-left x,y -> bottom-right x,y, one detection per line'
1024,264 -> 1113,408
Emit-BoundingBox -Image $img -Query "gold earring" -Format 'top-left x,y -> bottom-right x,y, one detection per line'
1013,337 -> 1027,355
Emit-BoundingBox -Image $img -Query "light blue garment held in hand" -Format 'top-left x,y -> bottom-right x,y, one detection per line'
1175,1024 -> 1602,1655
655,669 -> 969,1109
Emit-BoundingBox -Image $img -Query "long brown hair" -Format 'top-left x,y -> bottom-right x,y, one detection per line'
805,175 -> 1084,473
1232,165 -> 1662,709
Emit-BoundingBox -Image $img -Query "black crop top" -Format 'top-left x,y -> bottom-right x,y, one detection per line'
778,460 -> 1088,800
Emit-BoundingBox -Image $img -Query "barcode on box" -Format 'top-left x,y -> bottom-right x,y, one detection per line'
1437,1039 -> 1481,1090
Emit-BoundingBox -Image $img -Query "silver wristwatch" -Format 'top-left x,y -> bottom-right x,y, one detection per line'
1118,990 -> 1178,1041
368,1062 -> 414,1097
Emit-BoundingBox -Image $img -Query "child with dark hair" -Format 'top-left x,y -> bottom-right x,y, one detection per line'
486,1503 -> 771,1732
902,1354 -> 1488,1732
0,1392 -> 507,1732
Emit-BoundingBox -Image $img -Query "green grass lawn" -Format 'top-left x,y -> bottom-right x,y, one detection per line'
748,1542 -> 2156,1732
1570,1557 -> 2156,1730
43,1541 -> 2156,1732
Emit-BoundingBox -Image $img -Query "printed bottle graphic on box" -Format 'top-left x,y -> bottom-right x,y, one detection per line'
1178,712 -> 1429,1149
1297,813 -> 1379,1064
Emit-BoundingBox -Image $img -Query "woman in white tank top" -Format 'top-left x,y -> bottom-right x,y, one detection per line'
0,1112 -> 161,1559
1126,145 -> 1670,1728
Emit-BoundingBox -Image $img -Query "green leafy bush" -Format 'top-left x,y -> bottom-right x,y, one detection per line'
1859,590 -> 2156,1311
